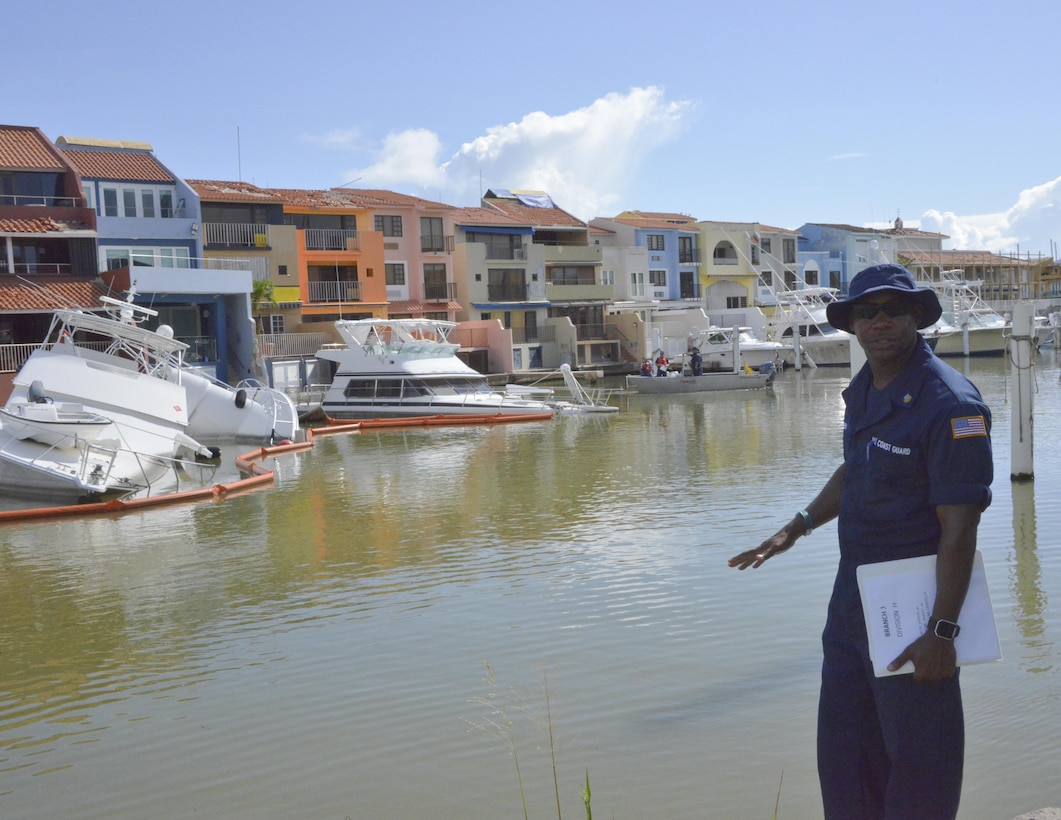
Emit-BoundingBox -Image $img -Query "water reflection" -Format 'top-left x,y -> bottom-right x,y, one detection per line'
2,362 -> 1060,819
1009,481 -> 1052,672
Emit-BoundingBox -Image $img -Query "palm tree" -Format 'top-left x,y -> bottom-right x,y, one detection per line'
250,278 -> 278,334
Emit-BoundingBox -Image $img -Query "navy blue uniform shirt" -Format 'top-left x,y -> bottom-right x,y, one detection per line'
839,337 -> 993,567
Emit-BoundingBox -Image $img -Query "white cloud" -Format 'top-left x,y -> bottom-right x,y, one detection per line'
919,176 -> 1061,255
340,87 -> 692,216
342,128 -> 447,190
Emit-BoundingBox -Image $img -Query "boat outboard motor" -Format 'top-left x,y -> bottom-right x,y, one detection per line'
28,380 -> 50,404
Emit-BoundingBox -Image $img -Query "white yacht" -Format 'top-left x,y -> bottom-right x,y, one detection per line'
767,287 -> 852,367
692,326 -> 786,372
314,318 -> 555,420
922,270 -> 1008,357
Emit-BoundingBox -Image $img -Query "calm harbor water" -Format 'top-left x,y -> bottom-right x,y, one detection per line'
1,352 -> 1060,819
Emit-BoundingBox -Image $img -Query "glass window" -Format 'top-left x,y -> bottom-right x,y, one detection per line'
647,234 -> 665,251
270,314 -> 285,334
141,190 -> 156,218
105,248 -> 130,269
123,189 -> 138,217
159,189 -> 174,218
385,263 -> 406,285
420,217 -> 444,252
102,187 -> 119,217
374,215 -> 403,236
82,184 -> 95,211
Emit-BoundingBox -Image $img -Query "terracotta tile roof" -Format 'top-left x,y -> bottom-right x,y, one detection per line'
387,300 -> 463,314
186,179 -> 283,203
616,210 -> 698,223
759,224 -> 801,235
0,217 -> 68,233
482,195 -> 586,230
610,216 -> 700,232
328,188 -> 456,211
450,206 -> 528,228
267,187 -> 369,209
60,149 -> 174,183
0,278 -> 109,311
0,124 -> 65,171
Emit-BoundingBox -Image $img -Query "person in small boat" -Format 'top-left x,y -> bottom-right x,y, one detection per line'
655,353 -> 669,376
640,359 -> 653,377
728,264 -> 993,820
689,347 -> 703,376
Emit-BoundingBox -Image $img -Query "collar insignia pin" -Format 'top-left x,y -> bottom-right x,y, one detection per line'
903,393 -> 913,404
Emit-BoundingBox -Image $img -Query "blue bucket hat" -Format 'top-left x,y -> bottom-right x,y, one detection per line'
826,263 -> 942,333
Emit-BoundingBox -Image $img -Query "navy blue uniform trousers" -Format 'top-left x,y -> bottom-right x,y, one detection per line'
818,569 -> 964,820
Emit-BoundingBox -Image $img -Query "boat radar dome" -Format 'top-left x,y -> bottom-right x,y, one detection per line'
156,324 -> 174,339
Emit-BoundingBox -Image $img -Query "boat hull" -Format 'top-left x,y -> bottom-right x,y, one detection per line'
927,326 -> 1007,357
320,395 -> 556,420
626,372 -> 773,393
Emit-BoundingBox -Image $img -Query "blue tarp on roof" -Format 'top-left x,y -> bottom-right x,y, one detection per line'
490,189 -> 555,209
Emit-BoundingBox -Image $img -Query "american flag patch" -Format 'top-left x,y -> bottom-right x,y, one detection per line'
952,415 -> 988,439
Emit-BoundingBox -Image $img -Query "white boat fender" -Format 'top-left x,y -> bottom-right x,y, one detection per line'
235,388 -> 247,409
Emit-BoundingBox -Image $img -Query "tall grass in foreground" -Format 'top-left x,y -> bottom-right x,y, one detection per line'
470,660 -> 784,818
468,661 -> 591,819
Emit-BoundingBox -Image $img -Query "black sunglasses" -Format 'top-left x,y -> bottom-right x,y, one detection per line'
849,301 -> 915,322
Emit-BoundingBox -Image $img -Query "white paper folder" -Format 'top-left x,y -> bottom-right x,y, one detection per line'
856,550 -> 1002,677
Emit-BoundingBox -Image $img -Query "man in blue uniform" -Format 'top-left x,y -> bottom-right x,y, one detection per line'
729,264 -> 993,819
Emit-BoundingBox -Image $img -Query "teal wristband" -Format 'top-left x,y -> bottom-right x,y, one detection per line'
798,509 -> 814,535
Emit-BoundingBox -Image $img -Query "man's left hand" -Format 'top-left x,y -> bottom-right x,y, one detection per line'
887,633 -> 958,682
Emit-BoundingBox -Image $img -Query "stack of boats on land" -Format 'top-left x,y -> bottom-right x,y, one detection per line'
0,293 -> 300,507
307,318 -> 617,422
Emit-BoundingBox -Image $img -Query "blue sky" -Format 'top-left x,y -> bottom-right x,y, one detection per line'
9,0 -> 1060,256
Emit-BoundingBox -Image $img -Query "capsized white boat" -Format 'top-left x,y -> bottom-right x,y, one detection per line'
505,364 -> 619,415
314,318 -> 555,420
0,292 -> 298,504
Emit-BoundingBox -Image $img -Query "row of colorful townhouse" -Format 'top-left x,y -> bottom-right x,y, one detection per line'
3,123 -> 1058,388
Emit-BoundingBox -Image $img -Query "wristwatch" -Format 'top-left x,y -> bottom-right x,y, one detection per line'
929,617 -> 961,641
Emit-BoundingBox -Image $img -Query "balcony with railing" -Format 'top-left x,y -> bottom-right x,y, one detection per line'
0,194 -> 82,208
486,283 -> 530,302
485,245 -> 528,261
255,332 -> 330,358
679,248 -> 702,265
421,235 -> 454,253
575,323 -> 608,340
424,281 -> 457,301
304,229 -> 359,251
308,280 -> 362,303
203,222 -> 271,249
511,325 -> 556,344
1,261 -> 75,276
